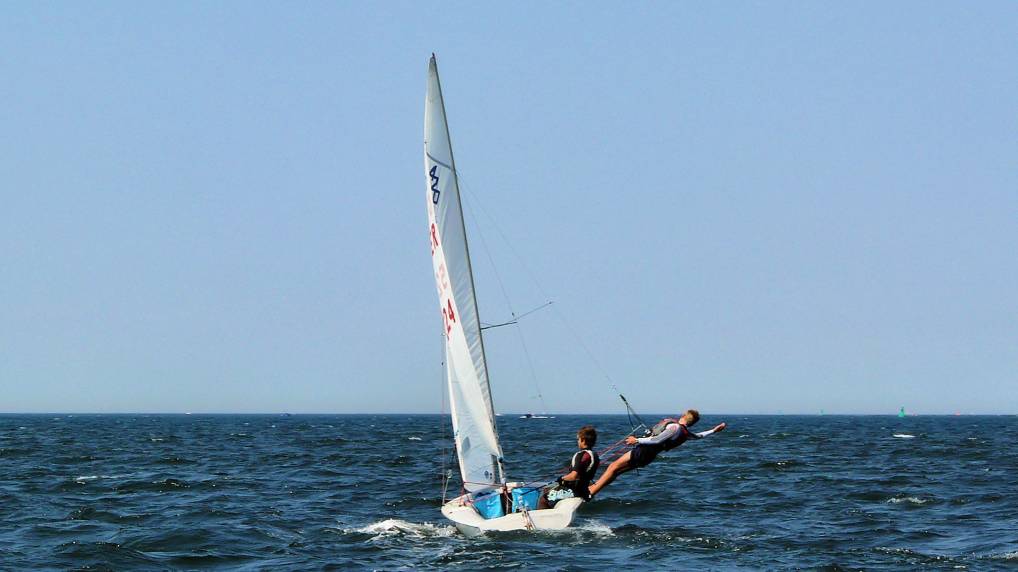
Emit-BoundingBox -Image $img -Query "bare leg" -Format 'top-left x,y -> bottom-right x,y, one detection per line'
588,452 -> 634,497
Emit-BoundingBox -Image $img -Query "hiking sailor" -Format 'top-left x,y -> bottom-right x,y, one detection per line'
587,409 -> 725,497
539,425 -> 600,508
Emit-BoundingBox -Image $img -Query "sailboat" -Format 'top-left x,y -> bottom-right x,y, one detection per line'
424,55 -> 583,535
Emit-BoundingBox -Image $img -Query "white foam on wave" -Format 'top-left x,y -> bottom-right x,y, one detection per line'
887,496 -> 929,505
345,518 -> 457,539
75,474 -> 126,483
408,436 -> 422,441
893,434 -> 916,439
990,550 -> 1018,560
572,520 -> 615,536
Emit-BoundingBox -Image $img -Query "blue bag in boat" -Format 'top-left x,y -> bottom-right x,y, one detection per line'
472,491 -> 505,519
511,487 -> 541,512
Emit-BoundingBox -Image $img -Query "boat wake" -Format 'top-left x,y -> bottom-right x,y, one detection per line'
346,519 -> 457,540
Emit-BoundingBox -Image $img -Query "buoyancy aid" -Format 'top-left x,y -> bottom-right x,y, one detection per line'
570,449 -> 600,476
650,418 -> 692,451
563,449 -> 600,499
650,418 -> 681,436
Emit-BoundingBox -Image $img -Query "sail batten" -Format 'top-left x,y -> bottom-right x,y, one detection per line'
425,55 -> 505,492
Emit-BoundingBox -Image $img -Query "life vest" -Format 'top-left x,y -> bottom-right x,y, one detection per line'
570,449 -> 600,477
650,418 -> 681,436
650,418 -> 691,451
562,449 -> 599,499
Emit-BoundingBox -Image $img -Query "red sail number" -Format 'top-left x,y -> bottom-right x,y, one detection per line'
442,298 -> 457,336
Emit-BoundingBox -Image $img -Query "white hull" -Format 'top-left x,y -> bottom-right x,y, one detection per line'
441,493 -> 583,536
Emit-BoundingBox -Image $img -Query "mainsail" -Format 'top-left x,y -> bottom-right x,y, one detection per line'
424,55 -> 505,493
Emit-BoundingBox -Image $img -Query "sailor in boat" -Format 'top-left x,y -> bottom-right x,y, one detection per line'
587,409 -> 726,497
538,425 -> 600,508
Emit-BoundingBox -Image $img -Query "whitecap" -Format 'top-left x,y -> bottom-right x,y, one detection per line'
571,520 -> 615,537
408,436 -> 423,441
887,496 -> 929,505
893,434 -> 916,439
74,474 -> 126,483
990,551 -> 1018,560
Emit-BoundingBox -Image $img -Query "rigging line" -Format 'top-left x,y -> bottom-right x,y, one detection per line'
619,393 -> 648,431
459,179 -> 547,412
513,321 -> 545,413
513,300 -> 554,321
439,329 -> 451,504
478,317 -> 517,331
460,191 -> 516,318
456,168 -> 625,395
479,301 -> 553,330
456,169 -> 644,424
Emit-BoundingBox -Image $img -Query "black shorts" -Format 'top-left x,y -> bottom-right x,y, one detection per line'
629,444 -> 662,468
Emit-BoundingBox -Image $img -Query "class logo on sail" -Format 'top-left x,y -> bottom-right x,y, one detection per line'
430,166 -> 441,204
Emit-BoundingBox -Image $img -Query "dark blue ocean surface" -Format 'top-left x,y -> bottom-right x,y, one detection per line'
2,414 -> 1017,570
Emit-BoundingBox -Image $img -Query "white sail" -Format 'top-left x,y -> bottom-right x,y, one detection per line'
424,55 -> 505,493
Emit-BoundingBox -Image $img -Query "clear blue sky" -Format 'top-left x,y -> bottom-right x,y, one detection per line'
2,3 -> 1015,414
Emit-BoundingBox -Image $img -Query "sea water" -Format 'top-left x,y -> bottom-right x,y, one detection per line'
2,414 -> 1016,569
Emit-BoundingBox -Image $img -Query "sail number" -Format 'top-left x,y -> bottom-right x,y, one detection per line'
435,262 -> 456,337
442,298 -> 457,336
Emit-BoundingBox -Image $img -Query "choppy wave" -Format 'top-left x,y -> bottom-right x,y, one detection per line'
2,414 -> 1016,569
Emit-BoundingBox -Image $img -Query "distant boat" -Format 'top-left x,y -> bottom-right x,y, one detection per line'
424,55 -> 582,535
519,413 -> 555,420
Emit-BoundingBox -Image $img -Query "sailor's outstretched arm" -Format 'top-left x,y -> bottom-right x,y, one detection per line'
691,422 -> 727,439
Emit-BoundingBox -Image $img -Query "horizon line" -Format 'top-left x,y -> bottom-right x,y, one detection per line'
1,411 -> 1013,416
